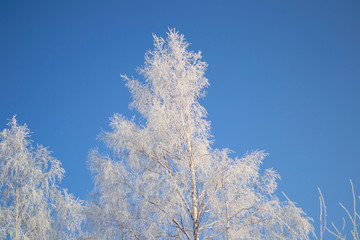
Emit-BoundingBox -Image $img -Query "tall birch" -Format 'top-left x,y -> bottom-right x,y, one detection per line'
87,29 -> 313,240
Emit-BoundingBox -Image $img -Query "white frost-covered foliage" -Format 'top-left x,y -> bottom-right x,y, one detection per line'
0,116 -> 84,240
87,29 -> 313,240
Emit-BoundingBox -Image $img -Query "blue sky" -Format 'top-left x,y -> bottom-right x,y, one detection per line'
1,0 -> 360,234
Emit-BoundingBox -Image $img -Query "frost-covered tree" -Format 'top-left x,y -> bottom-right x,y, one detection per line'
87,29 -> 313,240
0,116 -> 84,240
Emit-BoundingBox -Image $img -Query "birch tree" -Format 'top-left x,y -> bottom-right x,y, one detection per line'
87,29 -> 313,239
0,116 -> 84,240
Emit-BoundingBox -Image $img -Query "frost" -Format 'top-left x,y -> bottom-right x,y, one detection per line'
0,116 -> 84,240
87,29 -> 313,240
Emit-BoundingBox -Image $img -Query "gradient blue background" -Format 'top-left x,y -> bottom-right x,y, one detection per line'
1,0 -> 360,235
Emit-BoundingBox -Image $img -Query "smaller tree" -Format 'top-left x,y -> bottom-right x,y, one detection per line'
0,116 -> 84,240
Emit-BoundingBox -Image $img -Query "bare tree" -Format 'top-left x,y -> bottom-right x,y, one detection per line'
87,29 -> 313,240
316,180 -> 359,240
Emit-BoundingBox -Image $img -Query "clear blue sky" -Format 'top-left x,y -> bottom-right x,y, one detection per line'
1,0 -> 360,234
